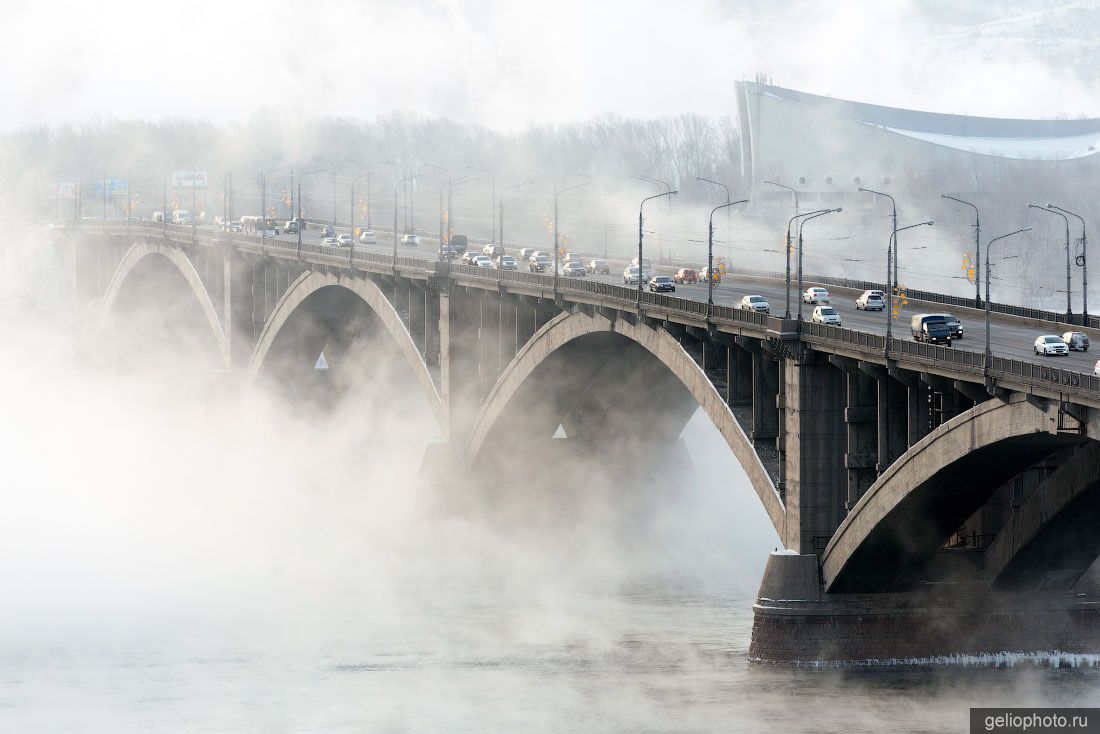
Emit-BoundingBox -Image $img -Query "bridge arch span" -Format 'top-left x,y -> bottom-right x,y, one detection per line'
98,242 -> 229,367
246,271 -> 443,427
822,394 -> 1091,594
465,309 -> 785,533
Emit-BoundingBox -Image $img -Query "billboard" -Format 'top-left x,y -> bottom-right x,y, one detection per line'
94,178 -> 129,196
172,170 -> 208,189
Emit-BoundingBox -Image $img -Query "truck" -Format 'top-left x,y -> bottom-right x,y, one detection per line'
449,234 -> 469,254
910,313 -> 953,345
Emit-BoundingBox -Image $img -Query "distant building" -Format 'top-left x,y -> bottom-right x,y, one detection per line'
735,80 -> 1100,206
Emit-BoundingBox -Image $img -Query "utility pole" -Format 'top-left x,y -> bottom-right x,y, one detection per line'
1048,203 -> 1088,322
941,194 -> 981,308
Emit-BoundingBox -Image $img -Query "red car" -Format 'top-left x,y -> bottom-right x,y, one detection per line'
674,268 -> 698,284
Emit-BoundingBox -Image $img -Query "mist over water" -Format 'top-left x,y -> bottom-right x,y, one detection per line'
3,226 -> 1100,732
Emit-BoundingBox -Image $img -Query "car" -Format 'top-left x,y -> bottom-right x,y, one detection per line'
474,255 -> 494,268
223,221 -> 242,233
519,247 -> 537,262
623,266 -> 651,285
438,246 -> 459,260
336,233 -> 354,247
496,255 -> 518,270
1063,331 -> 1090,351
321,237 -> 340,247
698,267 -> 721,283
803,287 -> 830,304
483,244 -> 505,259
856,289 -> 886,311
400,234 -> 421,247
1094,359 -> 1100,377
673,268 -> 699,284
740,295 -> 770,313
631,257 -> 654,270
529,254 -> 551,272
1035,334 -> 1070,356
812,305 -> 842,325
587,259 -> 610,274
283,220 -> 300,234
649,275 -> 676,292
911,313 -> 952,345
561,260 -> 587,277
462,250 -> 481,265
359,230 -> 377,244
319,225 -> 336,239
928,313 -> 963,339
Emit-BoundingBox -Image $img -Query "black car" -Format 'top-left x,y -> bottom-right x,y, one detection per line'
649,276 -> 676,293
319,225 -> 336,239
438,246 -> 459,260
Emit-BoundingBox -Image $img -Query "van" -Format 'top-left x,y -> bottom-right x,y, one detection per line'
449,234 -> 469,254
482,244 -> 504,259
911,313 -> 952,345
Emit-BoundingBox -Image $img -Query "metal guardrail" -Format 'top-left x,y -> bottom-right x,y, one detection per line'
78,221 -> 1100,401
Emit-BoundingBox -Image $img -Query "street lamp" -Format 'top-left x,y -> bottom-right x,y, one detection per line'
309,157 -> 337,228
886,220 -> 933,345
985,228 -> 1033,371
636,174 -> 673,263
1028,203 -> 1073,319
467,166 -> 496,243
260,165 -> 291,249
941,194 -> 981,308
636,189 -> 678,306
345,160 -> 380,230
859,187 -> 900,323
531,170 -> 589,294
500,180 -> 533,249
394,173 -> 421,258
698,176 -> 733,261
382,160 -> 414,233
576,173 -> 611,259
163,157 -> 186,231
1047,203 -> 1088,321
783,208 -> 833,318
764,180 -> 799,217
796,208 -> 843,324
438,172 -> 475,255
708,199 -> 749,315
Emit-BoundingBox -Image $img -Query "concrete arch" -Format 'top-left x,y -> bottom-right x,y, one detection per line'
985,441 -> 1100,591
465,309 -> 786,533
98,242 -> 230,368
246,271 -> 443,427
822,394 -> 1089,593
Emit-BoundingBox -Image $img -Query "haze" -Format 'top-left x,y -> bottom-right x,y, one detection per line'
5,0 -> 1099,132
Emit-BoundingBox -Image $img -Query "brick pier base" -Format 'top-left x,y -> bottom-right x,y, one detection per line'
749,552 -> 1100,665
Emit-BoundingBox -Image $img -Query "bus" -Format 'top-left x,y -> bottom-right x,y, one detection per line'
240,215 -> 280,236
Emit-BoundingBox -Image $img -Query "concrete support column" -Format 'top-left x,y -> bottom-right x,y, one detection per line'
844,371 -> 878,509
726,343 -> 753,406
479,294 -> 501,401
517,296 -> 539,346
409,282 -> 426,342
440,288 -> 481,448
749,342 -> 780,441
424,287 -> 441,367
499,294 -> 519,366
782,355 -> 848,553
908,380 -> 933,446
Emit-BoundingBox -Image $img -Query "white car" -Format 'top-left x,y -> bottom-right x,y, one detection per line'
474,255 -> 494,268
812,305 -> 842,325
740,295 -> 770,313
623,266 -> 652,285
1094,359 -> 1100,377
496,255 -> 518,270
359,230 -> 377,244
856,289 -> 886,311
336,233 -> 354,247
400,234 -> 421,247
1034,334 -> 1069,356
803,287 -> 830,304
321,237 -> 340,247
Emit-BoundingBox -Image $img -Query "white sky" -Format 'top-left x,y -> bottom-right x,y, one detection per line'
3,0 -> 1097,131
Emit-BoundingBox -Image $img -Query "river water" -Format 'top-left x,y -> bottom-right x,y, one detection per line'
2,233 -> 1099,733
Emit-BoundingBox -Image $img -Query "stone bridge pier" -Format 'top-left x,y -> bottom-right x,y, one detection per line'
69,224 -> 1100,666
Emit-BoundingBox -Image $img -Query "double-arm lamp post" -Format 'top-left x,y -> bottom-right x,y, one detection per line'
984,228 -> 1032,371
796,208 -> 843,325
708,199 -> 749,315
941,194 -> 981,308
636,189 -> 678,306
1028,203 -> 1074,320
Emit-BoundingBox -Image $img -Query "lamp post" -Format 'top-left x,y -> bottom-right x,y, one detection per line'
886,220 -> 933,346
577,173 -> 607,259
708,199 -> 749,316
438,173 -> 475,256
163,157 -> 186,231
500,180 -> 533,248
299,168 -> 327,252
467,166 -> 496,243
260,165 -> 291,250
796,208 -> 842,324
531,170 -> 589,294
1047,203 -> 1088,321
382,160 -> 414,233
345,159 -> 379,230
941,194 -> 981,308
783,209 -> 833,318
985,228 -> 1033,371
764,179 -> 799,217
637,174 -> 673,263
1028,203 -> 1072,319
394,173 -> 420,260
698,177 -> 732,262
637,189 -> 678,306
308,157 -> 337,228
